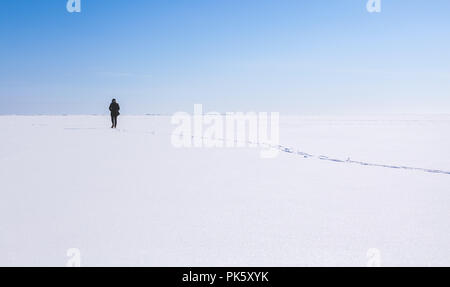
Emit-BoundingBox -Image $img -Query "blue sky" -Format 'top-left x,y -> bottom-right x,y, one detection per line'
1,0 -> 449,114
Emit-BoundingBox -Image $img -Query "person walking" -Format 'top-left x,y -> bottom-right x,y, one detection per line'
109,99 -> 120,128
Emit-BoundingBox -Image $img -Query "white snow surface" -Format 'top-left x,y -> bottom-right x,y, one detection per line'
0,115 -> 449,266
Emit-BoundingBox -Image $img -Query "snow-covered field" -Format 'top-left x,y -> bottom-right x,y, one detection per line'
1,115 -> 449,266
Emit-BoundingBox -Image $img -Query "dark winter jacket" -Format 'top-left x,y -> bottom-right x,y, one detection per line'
109,102 -> 120,116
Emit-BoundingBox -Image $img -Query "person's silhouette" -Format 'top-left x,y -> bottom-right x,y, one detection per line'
109,99 -> 120,128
